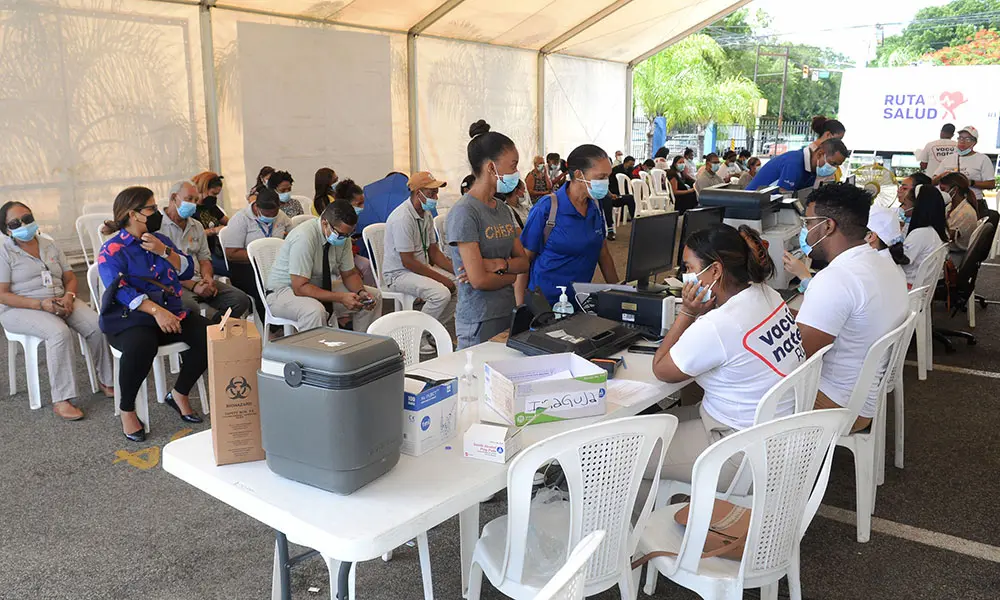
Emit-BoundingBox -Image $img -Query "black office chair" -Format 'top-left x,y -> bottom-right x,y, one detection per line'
932,219 -> 995,353
972,209 -> 1000,311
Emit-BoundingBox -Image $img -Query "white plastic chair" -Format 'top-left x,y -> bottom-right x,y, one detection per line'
362,223 -> 415,313
535,530 -> 606,600
834,311 -> 917,543
614,173 -> 632,227
5,327 -> 98,410
911,244 -> 947,380
655,345 -> 832,509
885,287 -> 928,473
288,214 -> 315,230
367,310 -> 453,367
629,179 -> 651,216
290,195 -> 312,212
639,408 -> 850,600
246,238 -> 299,338
648,168 -> 672,211
433,213 -> 448,251
467,414 -> 680,600
88,264 -> 208,432
75,214 -> 112,266
83,203 -> 113,215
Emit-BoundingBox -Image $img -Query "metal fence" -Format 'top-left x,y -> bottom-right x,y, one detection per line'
632,116 -> 813,160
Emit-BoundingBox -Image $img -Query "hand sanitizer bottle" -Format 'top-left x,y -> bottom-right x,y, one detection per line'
459,351 -> 477,419
552,286 -> 575,320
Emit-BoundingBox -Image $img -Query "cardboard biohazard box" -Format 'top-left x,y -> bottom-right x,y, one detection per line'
207,318 -> 265,465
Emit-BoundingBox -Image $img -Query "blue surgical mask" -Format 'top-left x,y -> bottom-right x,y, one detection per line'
418,193 -> 437,212
816,161 -> 837,177
327,230 -> 349,246
681,262 -> 717,303
957,147 -> 972,156
257,214 -> 276,225
354,205 -> 364,215
278,192 -> 292,203
178,201 -> 197,219
799,219 -> 829,257
493,163 -> 520,195
710,163 -> 721,173
584,179 -> 609,200
11,222 -> 39,242
897,207 -> 912,224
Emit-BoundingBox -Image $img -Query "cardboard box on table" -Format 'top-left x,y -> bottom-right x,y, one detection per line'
402,369 -> 458,456
207,318 -> 265,465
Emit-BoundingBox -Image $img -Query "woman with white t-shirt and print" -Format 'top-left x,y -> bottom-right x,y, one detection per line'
902,183 -> 950,285
650,223 -> 805,489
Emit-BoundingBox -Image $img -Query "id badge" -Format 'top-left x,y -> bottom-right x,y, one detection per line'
40,270 -> 53,288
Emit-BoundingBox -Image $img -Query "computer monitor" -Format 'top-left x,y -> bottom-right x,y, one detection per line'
678,207 -> 725,256
626,212 -> 680,291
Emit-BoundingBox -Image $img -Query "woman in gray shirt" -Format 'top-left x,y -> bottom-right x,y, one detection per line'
0,202 -> 114,420
447,120 -> 531,349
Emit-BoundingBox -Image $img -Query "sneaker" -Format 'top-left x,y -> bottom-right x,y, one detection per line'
607,231 -> 617,241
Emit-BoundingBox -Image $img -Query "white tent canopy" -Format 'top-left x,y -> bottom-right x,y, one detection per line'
0,0 -> 747,256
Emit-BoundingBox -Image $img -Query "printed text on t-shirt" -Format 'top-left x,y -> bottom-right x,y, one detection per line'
742,303 -> 805,377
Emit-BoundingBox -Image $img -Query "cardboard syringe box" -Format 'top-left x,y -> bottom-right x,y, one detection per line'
402,369 -> 458,456
463,423 -> 524,464
207,318 -> 265,465
482,353 -> 608,427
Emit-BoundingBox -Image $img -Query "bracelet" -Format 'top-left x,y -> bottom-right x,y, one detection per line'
678,309 -> 698,319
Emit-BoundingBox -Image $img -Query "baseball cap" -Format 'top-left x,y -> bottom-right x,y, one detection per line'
408,171 -> 447,191
868,205 -> 904,247
959,125 -> 979,140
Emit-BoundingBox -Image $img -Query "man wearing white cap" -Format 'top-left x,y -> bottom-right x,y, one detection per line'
932,125 -> 995,205
382,171 -> 456,350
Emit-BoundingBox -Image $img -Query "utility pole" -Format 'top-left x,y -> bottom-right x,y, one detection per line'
754,45 -> 791,156
777,47 -> 789,144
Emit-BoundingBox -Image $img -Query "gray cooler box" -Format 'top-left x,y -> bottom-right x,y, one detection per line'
258,327 -> 405,494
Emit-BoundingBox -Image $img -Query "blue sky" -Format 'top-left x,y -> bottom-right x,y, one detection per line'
748,0 -> 952,65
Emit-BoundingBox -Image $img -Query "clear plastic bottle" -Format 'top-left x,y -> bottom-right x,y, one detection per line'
459,351 -> 478,421
552,286 -> 575,320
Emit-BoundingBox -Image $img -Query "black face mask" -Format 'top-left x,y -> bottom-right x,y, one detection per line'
202,195 -> 218,208
143,210 -> 163,234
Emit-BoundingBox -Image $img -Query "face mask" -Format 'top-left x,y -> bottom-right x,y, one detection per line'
710,163 -> 721,173
202,195 -> 218,208
354,205 -> 364,215
536,164 -> 545,172
957,147 -> 972,156
326,229 -> 349,247
584,178 -> 609,200
799,219 -> 829,257
257,214 -> 276,225
816,161 -> 837,177
681,263 -> 717,303
897,207 -> 912,224
676,162 -> 686,170
330,183 -> 338,193
493,163 -> 519,195
418,193 -> 437,212
178,201 -> 197,219
10,222 -> 38,242
143,210 -> 163,234
278,192 -> 292,203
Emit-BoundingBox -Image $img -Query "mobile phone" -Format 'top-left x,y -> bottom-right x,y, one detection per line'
627,344 -> 658,355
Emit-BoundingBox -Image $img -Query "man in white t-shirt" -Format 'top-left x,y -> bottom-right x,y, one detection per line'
932,125 -> 995,204
796,183 -> 908,432
917,123 -> 957,174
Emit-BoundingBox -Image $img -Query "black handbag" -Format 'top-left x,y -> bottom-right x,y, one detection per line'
98,272 -> 174,335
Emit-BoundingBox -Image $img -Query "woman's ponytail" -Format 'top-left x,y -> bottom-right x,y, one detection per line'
888,241 -> 910,266
738,225 -> 775,284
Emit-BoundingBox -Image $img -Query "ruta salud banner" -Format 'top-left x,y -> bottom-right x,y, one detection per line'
837,65 -> 1000,155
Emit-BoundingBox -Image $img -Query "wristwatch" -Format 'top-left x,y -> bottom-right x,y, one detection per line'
496,258 -> 510,275
161,247 -> 172,259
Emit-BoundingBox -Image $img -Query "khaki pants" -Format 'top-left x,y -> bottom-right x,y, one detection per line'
387,268 -> 457,325
647,403 -> 743,492
266,283 -> 382,333
816,390 -> 872,433
0,300 -> 113,404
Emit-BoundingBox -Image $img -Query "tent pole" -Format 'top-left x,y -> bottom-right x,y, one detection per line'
407,33 -> 419,174
537,52 -> 545,158
625,64 -> 634,157
199,1 -> 222,174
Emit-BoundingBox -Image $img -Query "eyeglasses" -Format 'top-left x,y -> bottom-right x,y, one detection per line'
958,136 -> 976,142
135,204 -> 158,215
6,213 -> 34,231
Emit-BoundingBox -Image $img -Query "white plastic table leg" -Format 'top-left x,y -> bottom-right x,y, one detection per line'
459,504 -> 479,598
416,532 -> 434,600
323,555 -> 345,600
271,539 -> 283,600
8,340 -> 17,396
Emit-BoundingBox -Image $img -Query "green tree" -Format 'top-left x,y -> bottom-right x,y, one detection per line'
633,33 -> 761,153
872,0 -> 1000,66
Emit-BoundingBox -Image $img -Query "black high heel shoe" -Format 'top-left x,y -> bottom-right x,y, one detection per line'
124,419 -> 146,443
164,392 -> 203,424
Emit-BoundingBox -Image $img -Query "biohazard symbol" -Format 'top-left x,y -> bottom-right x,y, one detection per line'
226,375 -> 252,400
113,447 -> 160,471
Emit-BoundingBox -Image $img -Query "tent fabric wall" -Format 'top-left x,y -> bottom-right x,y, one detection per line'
414,37 -> 538,204
543,54 -> 627,161
0,0 -> 208,256
2,0 -> 746,257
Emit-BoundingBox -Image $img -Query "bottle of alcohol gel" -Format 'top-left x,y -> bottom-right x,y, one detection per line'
553,286 -> 575,319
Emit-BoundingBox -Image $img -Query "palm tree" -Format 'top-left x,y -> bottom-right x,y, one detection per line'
633,34 -> 761,156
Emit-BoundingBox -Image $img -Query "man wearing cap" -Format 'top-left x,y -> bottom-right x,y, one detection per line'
383,172 -> 457,346
932,125 -> 995,205
917,123 -> 957,174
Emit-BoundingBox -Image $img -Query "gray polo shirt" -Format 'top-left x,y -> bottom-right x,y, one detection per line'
160,212 -> 210,281
268,218 -> 354,291
382,198 -> 436,285
220,205 -> 292,250
446,193 -> 518,325
0,235 -> 71,312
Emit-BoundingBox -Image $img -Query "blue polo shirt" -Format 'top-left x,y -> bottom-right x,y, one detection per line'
746,149 -> 815,192
521,185 -> 607,306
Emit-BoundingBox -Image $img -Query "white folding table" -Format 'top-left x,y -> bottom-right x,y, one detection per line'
162,342 -> 685,599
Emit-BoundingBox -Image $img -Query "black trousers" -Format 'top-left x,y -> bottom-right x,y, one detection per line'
601,195 -> 636,229
228,261 -> 265,321
107,313 -> 210,412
